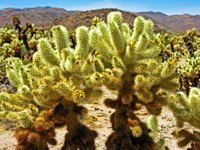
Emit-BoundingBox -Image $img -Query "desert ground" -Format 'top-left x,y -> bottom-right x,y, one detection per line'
0,86 -> 193,150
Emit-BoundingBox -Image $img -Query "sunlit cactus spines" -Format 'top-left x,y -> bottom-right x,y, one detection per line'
1,11 -> 200,150
169,87 -> 200,148
38,38 -> 60,66
148,115 -> 168,150
177,56 -> 200,95
52,25 -> 71,54
132,16 -> 146,41
75,26 -> 91,59
148,115 -> 158,139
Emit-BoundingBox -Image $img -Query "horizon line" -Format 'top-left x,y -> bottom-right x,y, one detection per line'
1,6 -> 200,16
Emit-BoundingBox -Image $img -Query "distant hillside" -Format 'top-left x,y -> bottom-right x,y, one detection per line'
0,7 -> 80,28
0,7 -> 173,33
46,8 -> 174,33
136,11 -> 200,33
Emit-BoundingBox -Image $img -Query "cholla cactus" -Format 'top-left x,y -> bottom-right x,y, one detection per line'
0,56 -> 6,82
158,29 -> 200,61
0,43 -> 15,58
186,28 -> 199,39
0,11 -> 181,149
92,16 -> 102,26
177,57 -> 200,95
27,25 -> 46,40
93,12 -> 179,149
169,87 -> 200,148
148,115 -> 168,150
159,33 -> 187,60
0,27 -> 17,46
148,115 -> 158,140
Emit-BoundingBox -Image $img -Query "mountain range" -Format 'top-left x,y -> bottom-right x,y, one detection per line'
136,11 -> 200,33
0,7 -> 199,33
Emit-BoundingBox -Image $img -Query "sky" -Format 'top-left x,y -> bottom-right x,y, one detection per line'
0,0 -> 200,15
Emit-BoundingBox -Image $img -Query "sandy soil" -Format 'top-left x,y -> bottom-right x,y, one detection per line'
0,87 -> 193,150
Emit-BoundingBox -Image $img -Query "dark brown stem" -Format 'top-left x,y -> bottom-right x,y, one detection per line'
105,71 -> 157,149
170,41 -> 174,52
183,36 -> 195,58
22,23 -> 32,52
104,99 -> 156,150
13,16 -> 32,59
47,101 -> 97,150
187,142 -> 200,150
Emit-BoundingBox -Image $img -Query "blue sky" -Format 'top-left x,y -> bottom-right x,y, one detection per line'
0,0 -> 200,15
